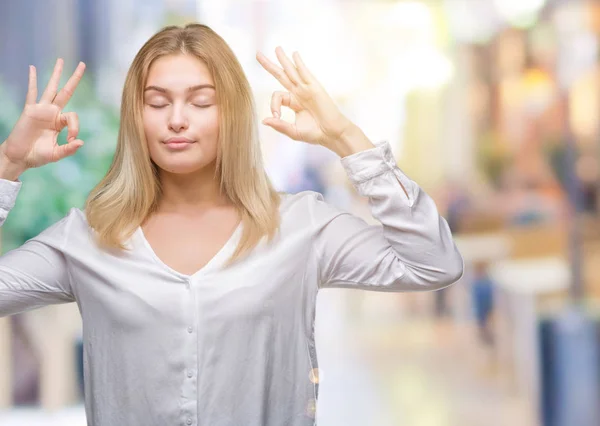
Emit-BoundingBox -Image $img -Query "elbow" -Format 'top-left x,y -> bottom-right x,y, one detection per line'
387,245 -> 465,292
416,247 -> 464,291
435,248 -> 465,290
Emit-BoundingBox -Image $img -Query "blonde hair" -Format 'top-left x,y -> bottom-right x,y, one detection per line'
85,23 -> 281,267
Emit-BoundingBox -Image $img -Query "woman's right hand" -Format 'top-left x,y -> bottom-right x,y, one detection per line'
1,58 -> 87,174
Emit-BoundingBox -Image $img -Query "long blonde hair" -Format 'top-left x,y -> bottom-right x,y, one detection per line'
85,23 -> 281,266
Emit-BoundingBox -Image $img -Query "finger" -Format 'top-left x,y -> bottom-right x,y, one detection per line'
270,91 -> 291,118
57,112 -> 80,142
270,91 -> 301,117
53,62 -> 86,109
256,51 -> 294,91
262,117 -> 298,140
26,65 -> 38,105
54,139 -> 84,162
40,58 -> 64,104
274,47 -> 302,86
292,52 -> 316,84
270,92 -> 283,118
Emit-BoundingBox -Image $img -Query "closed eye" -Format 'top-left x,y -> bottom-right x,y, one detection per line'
147,104 -> 213,109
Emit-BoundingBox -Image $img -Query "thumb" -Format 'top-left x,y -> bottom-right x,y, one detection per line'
262,117 -> 297,140
54,139 -> 84,162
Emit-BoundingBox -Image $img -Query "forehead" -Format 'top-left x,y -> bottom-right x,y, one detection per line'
145,54 -> 214,90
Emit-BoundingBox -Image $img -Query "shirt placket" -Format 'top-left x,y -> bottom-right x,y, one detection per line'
180,276 -> 198,425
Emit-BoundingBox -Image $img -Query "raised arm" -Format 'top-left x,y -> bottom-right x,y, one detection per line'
255,47 -> 463,291
312,140 -> 464,291
0,58 -> 86,316
0,178 -> 76,317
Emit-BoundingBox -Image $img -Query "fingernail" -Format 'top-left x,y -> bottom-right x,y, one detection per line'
273,111 -> 279,119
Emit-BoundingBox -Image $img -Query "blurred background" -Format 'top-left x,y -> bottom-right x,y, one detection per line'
1,0 -> 600,425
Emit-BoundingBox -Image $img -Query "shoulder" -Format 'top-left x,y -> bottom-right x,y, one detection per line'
278,190 -> 328,214
65,207 -> 100,244
279,190 -> 323,206
42,207 -> 91,240
278,190 -> 353,227
22,207 -> 87,250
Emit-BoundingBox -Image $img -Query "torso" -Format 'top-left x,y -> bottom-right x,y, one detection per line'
64,193 -> 320,426
140,205 -> 240,276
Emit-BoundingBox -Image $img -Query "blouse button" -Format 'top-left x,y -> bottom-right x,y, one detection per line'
186,418 -> 193,425
187,326 -> 193,333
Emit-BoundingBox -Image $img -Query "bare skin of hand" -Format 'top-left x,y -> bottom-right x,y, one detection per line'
256,47 -> 355,148
1,58 -> 87,173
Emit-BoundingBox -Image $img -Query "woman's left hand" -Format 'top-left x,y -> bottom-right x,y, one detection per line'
256,47 -> 353,148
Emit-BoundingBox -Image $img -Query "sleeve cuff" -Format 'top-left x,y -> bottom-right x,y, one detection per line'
0,178 -> 22,210
340,140 -> 397,185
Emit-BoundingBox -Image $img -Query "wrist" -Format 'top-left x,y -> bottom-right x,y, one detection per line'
326,123 -> 375,158
0,143 -> 26,181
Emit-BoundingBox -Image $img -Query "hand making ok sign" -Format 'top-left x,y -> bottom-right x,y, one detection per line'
1,58 -> 87,172
256,47 -> 354,149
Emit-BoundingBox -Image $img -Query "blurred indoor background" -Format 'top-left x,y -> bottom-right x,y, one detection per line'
1,0 -> 600,425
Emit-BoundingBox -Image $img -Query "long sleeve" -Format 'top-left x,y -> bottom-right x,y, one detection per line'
312,140 -> 464,291
0,178 -> 75,317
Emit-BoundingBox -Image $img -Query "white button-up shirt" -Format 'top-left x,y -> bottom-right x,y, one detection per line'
0,141 -> 463,425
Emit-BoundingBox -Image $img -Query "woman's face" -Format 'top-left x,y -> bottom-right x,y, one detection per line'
143,54 -> 219,175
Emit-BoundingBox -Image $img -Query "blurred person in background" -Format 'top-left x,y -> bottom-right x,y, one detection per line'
0,23 -> 463,426
470,260 -> 495,347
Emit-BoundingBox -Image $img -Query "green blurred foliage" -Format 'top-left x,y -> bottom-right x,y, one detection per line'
0,70 -> 120,252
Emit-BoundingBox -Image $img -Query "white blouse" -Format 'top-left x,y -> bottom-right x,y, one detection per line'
0,141 -> 463,426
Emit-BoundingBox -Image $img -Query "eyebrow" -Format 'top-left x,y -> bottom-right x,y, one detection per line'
144,84 -> 215,93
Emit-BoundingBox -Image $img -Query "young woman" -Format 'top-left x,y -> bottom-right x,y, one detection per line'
0,23 -> 463,426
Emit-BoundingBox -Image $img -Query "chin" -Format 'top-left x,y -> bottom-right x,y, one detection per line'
155,158 -> 216,175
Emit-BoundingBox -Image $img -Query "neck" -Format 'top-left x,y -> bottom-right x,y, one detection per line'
156,163 -> 232,214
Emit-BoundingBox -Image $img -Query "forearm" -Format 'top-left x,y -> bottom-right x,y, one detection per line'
339,141 -> 464,290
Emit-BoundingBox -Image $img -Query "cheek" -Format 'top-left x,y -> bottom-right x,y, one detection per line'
204,112 -> 220,154
142,110 -> 161,140
196,108 -> 220,136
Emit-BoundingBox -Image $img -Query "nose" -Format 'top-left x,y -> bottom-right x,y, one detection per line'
168,104 -> 189,133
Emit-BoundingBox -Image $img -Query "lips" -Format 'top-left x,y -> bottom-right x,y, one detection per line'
164,137 -> 195,145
